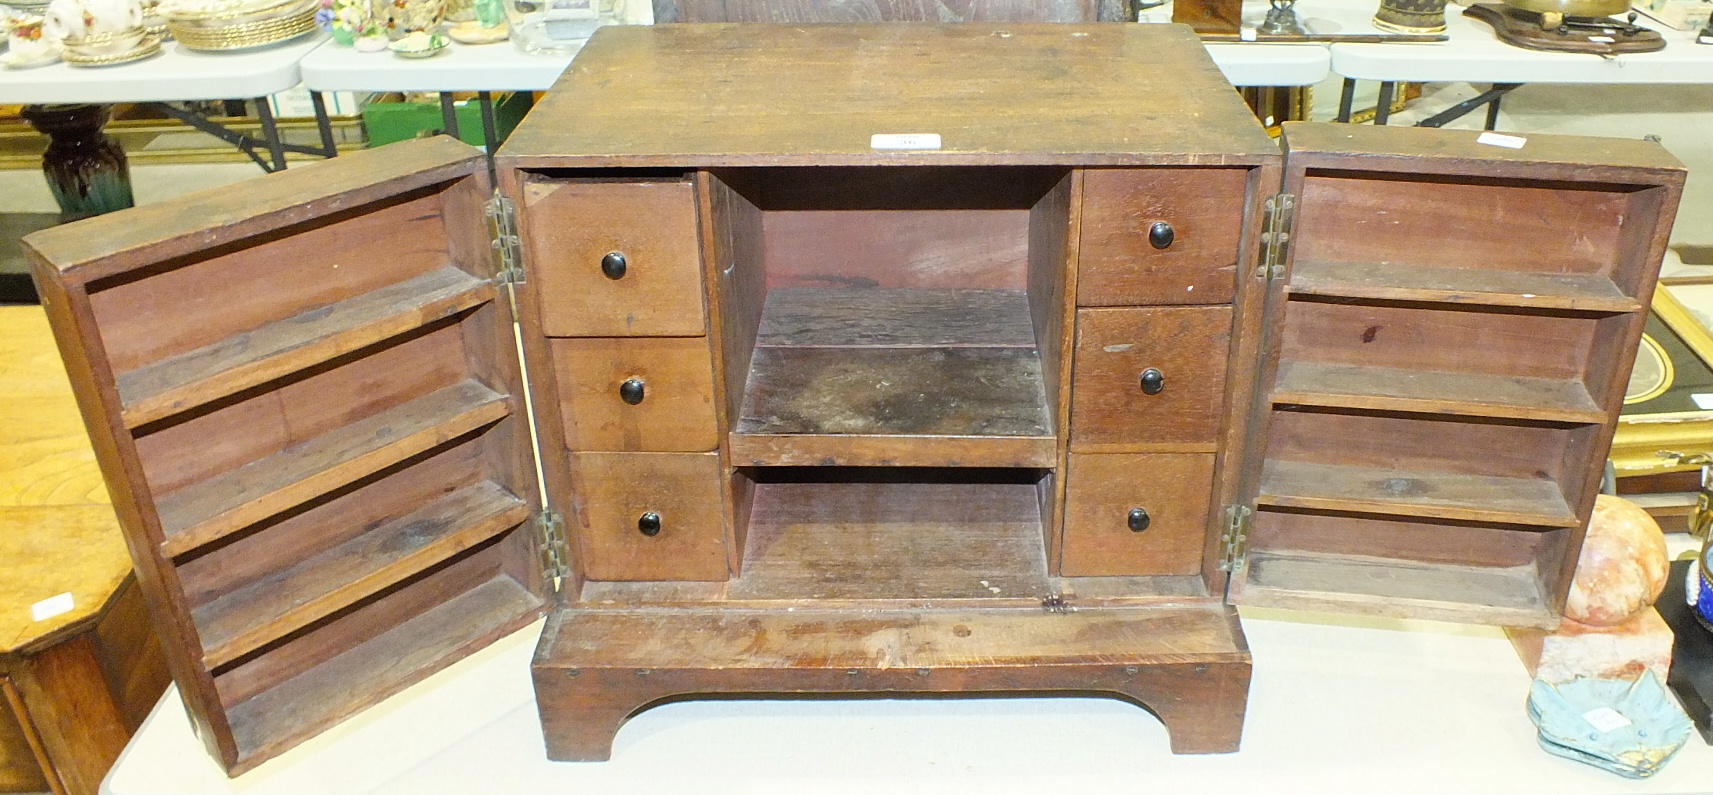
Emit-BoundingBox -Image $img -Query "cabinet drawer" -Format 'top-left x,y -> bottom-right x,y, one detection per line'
551,337 -> 718,452
522,178 -> 707,336
1077,168 -> 1248,306
1060,452 -> 1215,577
570,451 -> 728,581
1069,306 -> 1232,451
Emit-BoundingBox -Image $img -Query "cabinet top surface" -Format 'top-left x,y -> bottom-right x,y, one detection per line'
497,23 -> 1280,167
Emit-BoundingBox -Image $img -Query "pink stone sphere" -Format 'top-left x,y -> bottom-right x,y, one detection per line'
1564,494 -> 1670,626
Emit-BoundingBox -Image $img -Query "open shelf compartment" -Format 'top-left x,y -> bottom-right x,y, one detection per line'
1234,507 -> 1573,628
1285,168 -> 1666,311
712,167 -> 1072,468
1256,407 -> 1601,528
1271,297 -> 1632,424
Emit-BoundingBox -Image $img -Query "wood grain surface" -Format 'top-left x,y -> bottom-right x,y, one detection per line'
1060,452 -> 1215,577
1077,168 -> 1248,306
550,336 -> 719,452
1069,306 -> 1233,450
522,177 -> 707,337
499,25 -> 1276,168
568,452 -> 730,582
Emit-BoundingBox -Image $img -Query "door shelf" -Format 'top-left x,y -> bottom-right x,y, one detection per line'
116,267 -> 495,429
1238,549 -> 1557,628
1286,260 -> 1640,314
157,379 -> 512,557
1271,361 -> 1606,424
192,480 -> 529,669
1257,459 -> 1579,528
222,571 -> 541,767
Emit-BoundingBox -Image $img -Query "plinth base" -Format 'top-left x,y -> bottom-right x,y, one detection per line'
532,604 -> 1252,761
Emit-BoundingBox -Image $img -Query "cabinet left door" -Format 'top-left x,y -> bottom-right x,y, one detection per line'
24,137 -> 550,777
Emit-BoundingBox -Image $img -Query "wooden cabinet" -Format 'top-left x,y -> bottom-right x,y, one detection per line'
24,23 -> 1684,777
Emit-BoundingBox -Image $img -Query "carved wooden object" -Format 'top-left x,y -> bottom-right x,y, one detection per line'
24,23 -> 1685,776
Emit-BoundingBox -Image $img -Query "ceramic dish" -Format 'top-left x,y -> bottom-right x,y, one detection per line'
62,31 -> 159,64
388,30 -> 446,57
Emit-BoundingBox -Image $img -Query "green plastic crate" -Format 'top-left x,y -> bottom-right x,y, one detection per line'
362,92 -> 534,149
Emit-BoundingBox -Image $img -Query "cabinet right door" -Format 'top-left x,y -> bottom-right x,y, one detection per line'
1228,122 -> 1686,628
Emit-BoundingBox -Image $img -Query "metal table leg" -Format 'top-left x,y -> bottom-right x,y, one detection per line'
309,91 -> 339,158
1336,78 -> 1356,123
1373,81 -> 1395,125
253,98 -> 289,172
440,92 -> 461,141
478,90 -> 500,185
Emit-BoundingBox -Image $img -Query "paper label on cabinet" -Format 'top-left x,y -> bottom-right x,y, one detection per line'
871,134 -> 943,150
1692,393 -> 1713,410
1582,707 -> 1633,733
30,592 -> 75,622
1476,132 -> 1527,149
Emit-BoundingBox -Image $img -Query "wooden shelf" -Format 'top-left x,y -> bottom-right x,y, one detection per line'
733,346 -> 1053,466
118,267 -> 495,429
1287,260 -> 1640,313
1257,459 -> 1579,528
1238,550 -> 1556,629
157,379 -> 512,557
226,573 -> 541,761
193,481 -> 529,669
728,478 -> 1051,602
735,288 -> 1052,467
1271,361 -> 1606,424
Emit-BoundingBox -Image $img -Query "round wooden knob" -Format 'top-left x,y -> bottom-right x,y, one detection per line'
1128,508 -> 1151,533
1148,221 -> 1175,250
601,251 -> 628,280
1140,368 -> 1165,395
638,512 -> 662,537
619,378 -> 646,405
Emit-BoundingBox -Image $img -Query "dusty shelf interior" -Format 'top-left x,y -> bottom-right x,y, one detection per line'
715,166 -> 1070,469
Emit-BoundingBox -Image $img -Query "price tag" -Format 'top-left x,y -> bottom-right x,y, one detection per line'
1477,132 -> 1527,149
31,592 -> 75,622
871,134 -> 942,151
1692,393 -> 1713,410
1582,707 -> 1633,733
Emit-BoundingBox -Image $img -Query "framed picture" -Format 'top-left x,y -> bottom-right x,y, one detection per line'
1613,277 -> 1713,503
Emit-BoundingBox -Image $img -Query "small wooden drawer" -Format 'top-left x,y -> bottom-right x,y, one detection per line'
1060,452 -> 1215,577
1077,168 -> 1249,306
1070,306 -> 1232,451
522,177 -> 707,337
569,451 -> 728,582
550,337 -> 719,453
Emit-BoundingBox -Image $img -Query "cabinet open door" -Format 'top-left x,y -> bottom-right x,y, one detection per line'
1227,122 -> 1686,629
24,137 -> 552,776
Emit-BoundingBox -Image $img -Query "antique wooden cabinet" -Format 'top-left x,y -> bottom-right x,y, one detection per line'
24,23 -> 1684,777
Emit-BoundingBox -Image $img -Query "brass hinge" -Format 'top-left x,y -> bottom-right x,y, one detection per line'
486,193 -> 524,284
1219,504 -> 1253,572
1257,192 -> 1295,281
538,509 -> 568,588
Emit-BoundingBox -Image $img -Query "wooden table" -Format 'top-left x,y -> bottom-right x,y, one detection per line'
0,306 -> 168,795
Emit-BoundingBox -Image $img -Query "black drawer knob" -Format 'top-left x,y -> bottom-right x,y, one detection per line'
619,378 -> 646,405
601,251 -> 628,280
638,512 -> 662,537
1140,368 -> 1166,395
1128,508 -> 1151,533
1148,221 -> 1175,250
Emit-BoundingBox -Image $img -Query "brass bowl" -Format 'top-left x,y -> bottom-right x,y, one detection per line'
1502,0 -> 1630,19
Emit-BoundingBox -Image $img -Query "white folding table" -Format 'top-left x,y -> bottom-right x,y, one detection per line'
1325,0 -> 1713,126
0,33 -> 333,172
